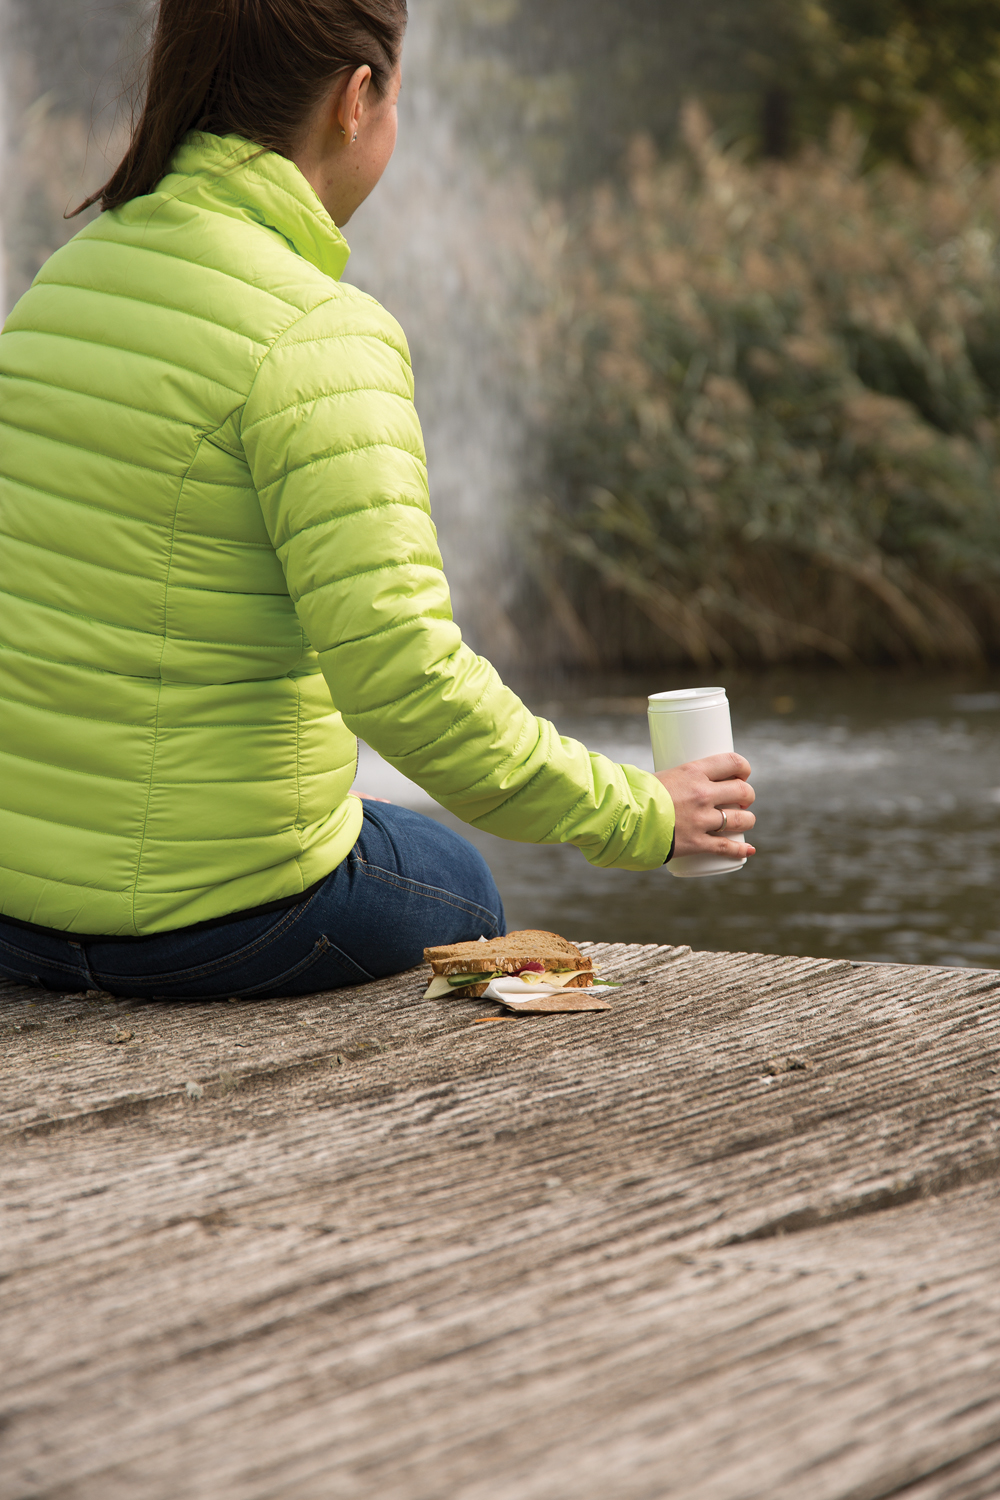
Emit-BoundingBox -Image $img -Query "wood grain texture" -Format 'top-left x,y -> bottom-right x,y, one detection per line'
2,943 -> 1000,1500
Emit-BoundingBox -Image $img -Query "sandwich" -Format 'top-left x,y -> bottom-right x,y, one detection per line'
422,930 -> 595,1000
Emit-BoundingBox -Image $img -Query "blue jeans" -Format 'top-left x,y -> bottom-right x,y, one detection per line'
0,803 -> 505,1001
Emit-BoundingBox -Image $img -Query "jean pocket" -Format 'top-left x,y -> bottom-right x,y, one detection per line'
137,934 -> 373,1001
100,900 -> 320,999
238,935 -> 334,997
237,935 -> 375,998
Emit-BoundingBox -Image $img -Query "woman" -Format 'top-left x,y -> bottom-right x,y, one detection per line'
0,0 -> 754,1001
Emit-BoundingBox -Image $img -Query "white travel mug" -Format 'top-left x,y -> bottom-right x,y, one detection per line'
648,687 -> 747,878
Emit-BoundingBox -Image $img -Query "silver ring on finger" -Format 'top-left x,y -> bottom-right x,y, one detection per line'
711,808 -> 728,836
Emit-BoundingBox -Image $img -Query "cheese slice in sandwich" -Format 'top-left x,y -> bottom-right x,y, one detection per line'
422,929 -> 593,999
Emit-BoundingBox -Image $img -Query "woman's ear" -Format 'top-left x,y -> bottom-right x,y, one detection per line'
336,64 -> 373,143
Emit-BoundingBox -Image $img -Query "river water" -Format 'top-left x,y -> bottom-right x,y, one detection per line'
354,672 -> 1000,969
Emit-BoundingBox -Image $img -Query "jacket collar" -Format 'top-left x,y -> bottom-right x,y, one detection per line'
165,131 -> 351,282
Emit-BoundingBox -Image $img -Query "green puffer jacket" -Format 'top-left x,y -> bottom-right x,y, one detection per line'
0,133 -> 674,936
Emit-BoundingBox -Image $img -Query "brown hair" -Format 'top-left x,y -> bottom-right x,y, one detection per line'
75,0 -> 407,215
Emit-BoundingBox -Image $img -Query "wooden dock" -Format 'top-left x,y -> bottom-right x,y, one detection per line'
3,942 -> 1000,1500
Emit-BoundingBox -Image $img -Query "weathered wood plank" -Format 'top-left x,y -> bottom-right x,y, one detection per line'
2,945 -> 1000,1499
895,1441 -> 1000,1500
0,943 -> 681,1135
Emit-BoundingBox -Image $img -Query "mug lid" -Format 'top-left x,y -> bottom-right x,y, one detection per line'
648,686 -> 727,710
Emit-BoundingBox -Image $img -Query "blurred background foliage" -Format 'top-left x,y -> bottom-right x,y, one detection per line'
531,112 -> 1000,669
449,0 -> 1000,185
442,0 -> 1000,668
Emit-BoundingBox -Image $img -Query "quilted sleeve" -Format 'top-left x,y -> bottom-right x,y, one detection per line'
240,293 -> 675,871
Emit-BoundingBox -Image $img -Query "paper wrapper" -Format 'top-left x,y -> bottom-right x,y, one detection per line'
482,978 -> 612,1013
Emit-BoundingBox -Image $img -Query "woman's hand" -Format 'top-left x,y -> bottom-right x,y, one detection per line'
656,752 -> 756,862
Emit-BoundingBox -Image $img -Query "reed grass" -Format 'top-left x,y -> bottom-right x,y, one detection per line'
531,107 -> 1000,668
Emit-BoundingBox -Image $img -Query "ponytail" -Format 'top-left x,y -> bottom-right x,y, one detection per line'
73,0 -> 407,215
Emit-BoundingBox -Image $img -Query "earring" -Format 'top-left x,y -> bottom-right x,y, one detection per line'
352,131 -> 358,143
